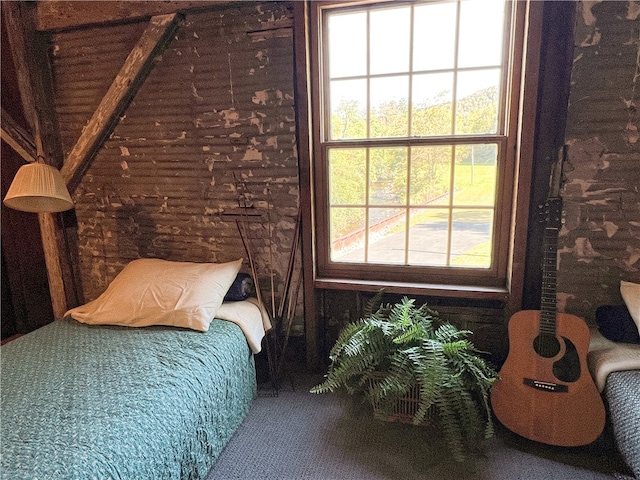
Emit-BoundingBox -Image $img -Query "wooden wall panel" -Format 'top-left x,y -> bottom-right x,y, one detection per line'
49,2 -> 302,332
559,0 -> 640,323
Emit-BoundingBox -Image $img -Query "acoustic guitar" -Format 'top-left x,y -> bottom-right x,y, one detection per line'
490,197 -> 605,446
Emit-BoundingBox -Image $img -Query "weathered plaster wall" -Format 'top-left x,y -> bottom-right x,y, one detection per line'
560,0 -> 640,322
49,2 -> 303,333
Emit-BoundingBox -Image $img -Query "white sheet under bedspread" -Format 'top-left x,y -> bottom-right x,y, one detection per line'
588,328 -> 640,392
216,297 -> 271,354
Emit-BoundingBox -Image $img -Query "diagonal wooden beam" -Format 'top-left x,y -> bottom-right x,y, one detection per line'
60,13 -> 183,192
2,2 -> 63,165
1,108 -> 37,164
3,3 -> 40,145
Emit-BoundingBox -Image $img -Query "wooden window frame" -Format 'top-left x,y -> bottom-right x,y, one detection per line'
306,0 -> 541,301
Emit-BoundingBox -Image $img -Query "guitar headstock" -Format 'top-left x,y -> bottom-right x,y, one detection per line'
538,153 -> 566,228
544,197 -> 563,229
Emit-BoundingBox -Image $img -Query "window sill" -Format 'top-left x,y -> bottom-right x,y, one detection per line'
314,277 -> 510,301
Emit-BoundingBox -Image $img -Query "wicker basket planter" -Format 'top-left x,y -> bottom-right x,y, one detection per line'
368,374 -> 436,425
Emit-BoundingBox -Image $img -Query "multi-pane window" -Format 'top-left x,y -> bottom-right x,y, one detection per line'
312,0 -> 530,288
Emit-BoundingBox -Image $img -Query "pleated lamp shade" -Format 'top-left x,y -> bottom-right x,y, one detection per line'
3,163 -> 74,213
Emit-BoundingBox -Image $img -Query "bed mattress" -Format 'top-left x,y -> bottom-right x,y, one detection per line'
1,316 -> 256,480
588,329 -> 640,479
606,370 -> 640,479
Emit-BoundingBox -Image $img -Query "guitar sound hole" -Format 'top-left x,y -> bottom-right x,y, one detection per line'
533,334 -> 560,358
553,337 -> 581,383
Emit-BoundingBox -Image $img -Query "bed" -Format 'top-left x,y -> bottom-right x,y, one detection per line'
0,258 -> 270,480
587,281 -> 640,480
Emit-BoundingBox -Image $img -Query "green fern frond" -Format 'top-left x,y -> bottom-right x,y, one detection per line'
396,298 -> 415,327
363,289 -> 386,318
435,323 -> 471,342
421,337 -> 445,355
442,339 -> 471,356
435,388 -> 466,462
457,352 -> 498,388
453,387 -> 483,439
392,322 -> 425,345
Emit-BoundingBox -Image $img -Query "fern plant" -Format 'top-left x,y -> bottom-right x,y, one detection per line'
310,294 -> 498,462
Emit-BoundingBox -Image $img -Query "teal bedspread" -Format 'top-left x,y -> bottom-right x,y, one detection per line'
0,317 -> 256,480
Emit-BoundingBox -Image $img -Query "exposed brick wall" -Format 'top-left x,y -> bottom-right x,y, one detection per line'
559,0 -> 640,324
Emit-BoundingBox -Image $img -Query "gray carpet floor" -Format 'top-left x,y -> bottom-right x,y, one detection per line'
206,370 -> 633,480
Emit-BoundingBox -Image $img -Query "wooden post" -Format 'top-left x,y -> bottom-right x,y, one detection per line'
2,2 -> 71,317
292,1 -> 320,370
36,214 -> 68,318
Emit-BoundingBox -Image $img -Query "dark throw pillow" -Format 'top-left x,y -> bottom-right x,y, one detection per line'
224,273 -> 255,302
595,305 -> 640,344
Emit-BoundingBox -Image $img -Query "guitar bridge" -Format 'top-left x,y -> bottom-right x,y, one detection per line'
523,378 -> 568,393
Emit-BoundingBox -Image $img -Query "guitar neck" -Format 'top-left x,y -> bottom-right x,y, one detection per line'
540,226 -> 559,335
539,196 -> 563,335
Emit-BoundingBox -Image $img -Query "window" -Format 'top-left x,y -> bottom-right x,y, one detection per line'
311,0 -> 535,292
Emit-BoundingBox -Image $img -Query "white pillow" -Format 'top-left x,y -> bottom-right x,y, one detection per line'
620,280 -> 640,337
65,258 -> 243,332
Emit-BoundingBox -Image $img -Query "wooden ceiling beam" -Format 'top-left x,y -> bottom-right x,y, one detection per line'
60,13 -> 183,192
1,108 -> 37,164
37,0 -> 229,32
